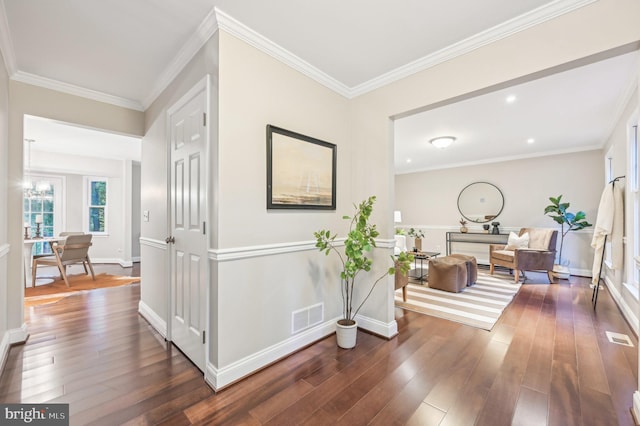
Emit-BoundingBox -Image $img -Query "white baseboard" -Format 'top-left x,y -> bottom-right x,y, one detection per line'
205,318 -> 337,390
571,267 -> 591,277
204,314 -> 399,390
138,300 -> 167,338
91,257 -> 131,266
604,276 -> 639,336
1,323 -> 29,375
0,331 -> 9,374
355,314 -> 398,339
633,391 -> 640,424
131,256 -> 141,263
9,323 -> 29,344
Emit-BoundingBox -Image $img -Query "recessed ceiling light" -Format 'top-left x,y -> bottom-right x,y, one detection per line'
430,136 -> 456,149
406,158 -> 412,163
506,94 -> 517,104
527,138 -> 535,144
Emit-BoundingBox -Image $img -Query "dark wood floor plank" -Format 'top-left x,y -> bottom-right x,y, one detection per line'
435,340 -> 509,426
549,360 -> 582,425
405,403 -> 446,426
0,265 -> 637,425
249,379 -> 315,423
317,318 -> 448,423
522,284 -> 556,394
262,326 -> 445,426
421,328 -> 493,412
352,326 -> 485,425
334,326 -> 473,425
580,385 -> 619,426
511,386 -> 549,426
474,283 -> 544,425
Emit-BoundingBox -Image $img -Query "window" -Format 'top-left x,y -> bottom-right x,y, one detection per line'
23,175 -> 63,255
86,177 -> 107,234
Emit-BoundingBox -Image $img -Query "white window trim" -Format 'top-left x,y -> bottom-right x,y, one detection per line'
25,174 -> 65,236
84,176 -> 109,235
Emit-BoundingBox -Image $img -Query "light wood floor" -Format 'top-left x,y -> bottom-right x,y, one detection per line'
0,266 -> 637,425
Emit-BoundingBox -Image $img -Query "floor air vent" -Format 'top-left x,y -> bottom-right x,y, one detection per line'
606,331 -> 634,347
292,303 -> 324,334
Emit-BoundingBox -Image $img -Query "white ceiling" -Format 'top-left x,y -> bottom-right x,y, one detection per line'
1,0 -> 637,170
25,115 -> 141,162
395,51 -> 639,174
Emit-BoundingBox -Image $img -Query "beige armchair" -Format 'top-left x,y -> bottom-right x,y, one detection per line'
32,234 -> 95,287
489,228 -> 558,283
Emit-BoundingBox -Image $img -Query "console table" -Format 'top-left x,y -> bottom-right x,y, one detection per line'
446,232 -> 509,263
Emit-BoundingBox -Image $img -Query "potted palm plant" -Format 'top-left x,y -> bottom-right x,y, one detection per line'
314,196 -> 413,348
544,195 -> 592,278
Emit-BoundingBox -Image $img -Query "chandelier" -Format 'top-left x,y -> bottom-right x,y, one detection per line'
23,139 -> 50,199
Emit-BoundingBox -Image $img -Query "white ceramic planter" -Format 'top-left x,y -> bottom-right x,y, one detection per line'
335,319 -> 357,349
552,264 -> 571,280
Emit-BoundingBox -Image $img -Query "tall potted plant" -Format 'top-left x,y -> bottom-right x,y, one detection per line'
544,195 -> 592,278
314,196 -> 413,348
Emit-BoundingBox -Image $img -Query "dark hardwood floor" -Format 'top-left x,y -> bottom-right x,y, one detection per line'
1,266 -> 637,425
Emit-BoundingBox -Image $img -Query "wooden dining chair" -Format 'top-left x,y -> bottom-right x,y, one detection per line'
32,234 -> 95,287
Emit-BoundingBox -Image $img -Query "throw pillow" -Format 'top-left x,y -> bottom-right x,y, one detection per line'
505,231 -> 529,250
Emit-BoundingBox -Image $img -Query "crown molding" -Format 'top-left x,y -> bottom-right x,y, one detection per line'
214,7 -> 351,98
395,144 -> 603,175
0,0 -> 16,74
12,71 -> 144,111
350,0 -> 598,97
142,7 -> 219,109
0,0 -> 597,110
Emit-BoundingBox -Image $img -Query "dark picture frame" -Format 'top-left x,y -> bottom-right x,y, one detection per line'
267,125 -> 337,210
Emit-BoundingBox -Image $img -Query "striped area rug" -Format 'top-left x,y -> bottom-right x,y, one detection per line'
394,271 -> 521,331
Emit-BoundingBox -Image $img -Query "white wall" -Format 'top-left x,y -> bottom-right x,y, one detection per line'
0,42 -> 11,370
141,30 -> 354,389
29,150 -> 137,265
601,86 -> 639,333
132,162 -> 141,260
141,35 -> 220,339
395,150 -> 603,274
213,31 -> 351,379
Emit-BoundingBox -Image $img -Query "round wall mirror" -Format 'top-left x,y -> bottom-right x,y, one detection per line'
457,182 -> 504,223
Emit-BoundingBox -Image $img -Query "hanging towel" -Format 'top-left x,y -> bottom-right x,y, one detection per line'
591,181 -> 624,285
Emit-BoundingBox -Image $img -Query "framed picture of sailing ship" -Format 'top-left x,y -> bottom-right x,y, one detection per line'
267,125 -> 336,210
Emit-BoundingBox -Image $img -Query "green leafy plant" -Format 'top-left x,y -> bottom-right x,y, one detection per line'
407,228 -> 425,239
544,195 -> 592,265
314,196 -> 413,324
395,228 -> 406,235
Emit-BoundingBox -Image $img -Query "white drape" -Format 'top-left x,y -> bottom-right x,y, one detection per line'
591,181 -> 624,285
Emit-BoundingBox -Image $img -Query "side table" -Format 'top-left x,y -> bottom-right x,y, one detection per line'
410,251 -> 440,283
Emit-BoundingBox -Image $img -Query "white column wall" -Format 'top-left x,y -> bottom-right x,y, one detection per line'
0,42 -> 11,369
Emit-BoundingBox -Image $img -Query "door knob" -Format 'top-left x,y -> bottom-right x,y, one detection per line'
165,236 -> 175,244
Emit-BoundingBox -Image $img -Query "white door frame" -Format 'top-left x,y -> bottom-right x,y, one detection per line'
165,75 -> 211,371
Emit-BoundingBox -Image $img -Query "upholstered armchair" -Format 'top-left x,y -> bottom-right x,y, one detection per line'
489,228 -> 558,283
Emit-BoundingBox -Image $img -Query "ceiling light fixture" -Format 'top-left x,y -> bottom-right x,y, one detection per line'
506,94 -> 517,103
430,136 -> 456,149
527,138 -> 535,144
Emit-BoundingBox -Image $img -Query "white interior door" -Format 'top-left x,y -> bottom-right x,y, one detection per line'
169,81 -> 208,371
